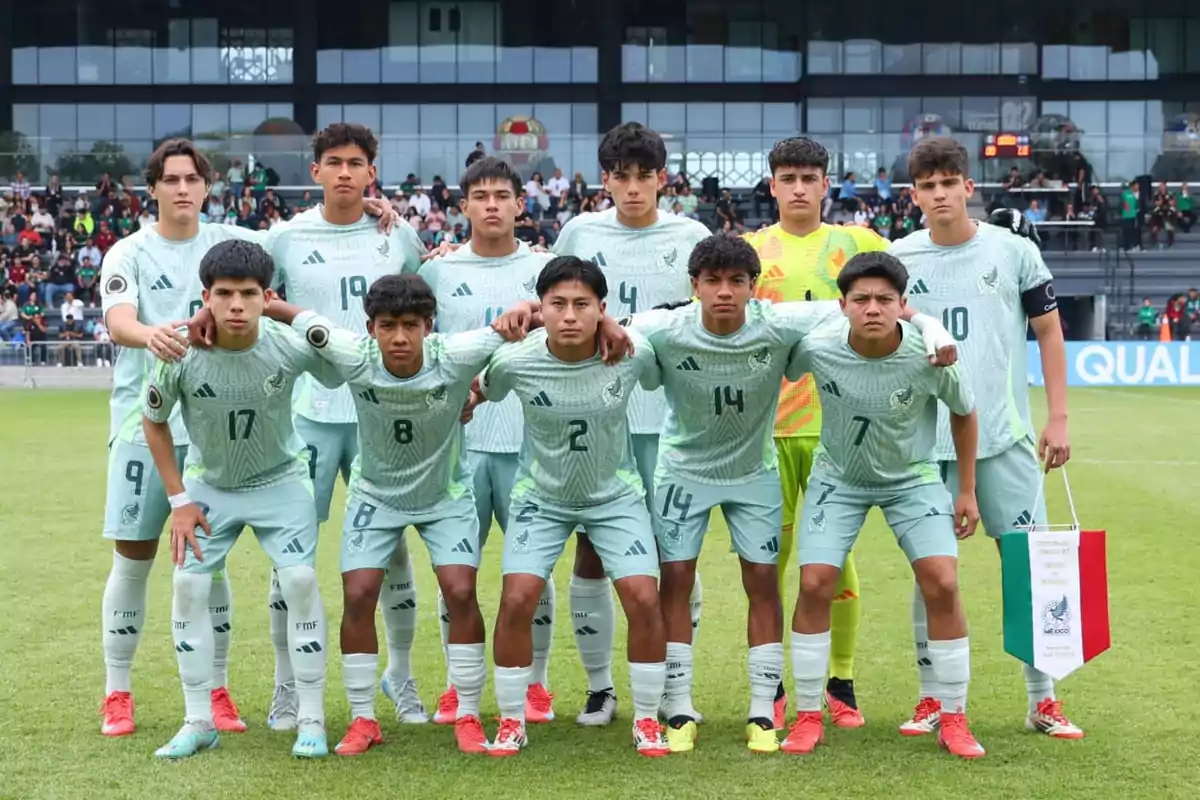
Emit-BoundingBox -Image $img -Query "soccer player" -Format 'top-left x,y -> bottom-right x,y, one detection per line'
417,156 -> 557,725
474,256 -> 671,758
261,274 -> 507,756
595,236 -> 957,754
260,123 -> 428,729
744,137 -> 888,725
551,122 -> 710,726
780,251 -> 985,760
890,137 -> 1083,739
101,136 -> 396,737
143,239 -> 342,760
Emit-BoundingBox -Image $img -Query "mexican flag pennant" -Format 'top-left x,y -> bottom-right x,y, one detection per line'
1001,527 -> 1111,680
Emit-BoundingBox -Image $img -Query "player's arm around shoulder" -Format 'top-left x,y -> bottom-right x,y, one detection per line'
626,330 -> 661,390
479,338 -> 530,402
288,310 -> 368,384
395,220 -> 428,273
441,326 -> 508,382
763,298 -> 843,344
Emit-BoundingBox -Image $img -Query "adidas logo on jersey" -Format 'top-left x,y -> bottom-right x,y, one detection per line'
150,274 -> 174,291
530,391 -> 552,407
357,388 -> 380,404
765,264 -> 786,280
589,252 -> 607,267
302,250 -> 326,265
676,357 -> 700,372
821,381 -> 841,397
192,383 -> 216,399
452,283 -> 473,297
909,279 -> 930,295
450,538 -> 474,554
760,537 -> 780,554
624,540 -> 648,556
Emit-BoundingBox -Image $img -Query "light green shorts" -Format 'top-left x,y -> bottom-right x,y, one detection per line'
341,490 -> 481,573
504,491 -> 659,581
103,440 -> 188,541
940,438 -> 1048,538
798,468 -> 958,568
179,478 -> 319,574
294,416 -> 358,523
653,470 -> 783,564
465,450 -> 518,546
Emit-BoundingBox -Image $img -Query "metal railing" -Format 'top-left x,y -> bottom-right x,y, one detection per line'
0,341 -> 120,388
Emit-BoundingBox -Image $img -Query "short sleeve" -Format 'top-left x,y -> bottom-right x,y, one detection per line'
398,224 -> 426,274
417,257 -> 441,294
442,328 -> 506,382
630,332 -> 661,390
259,225 -> 288,291
143,356 -> 181,423
783,339 -> 812,381
624,308 -> 675,347
1015,237 -> 1054,292
292,311 -> 370,383
550,219 -> 577,255
934,364 -> 974,416
100,240 -> 140,315
480,348 -> 515,402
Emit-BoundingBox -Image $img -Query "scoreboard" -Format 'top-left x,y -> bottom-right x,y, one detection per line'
983,133 -> 1031,159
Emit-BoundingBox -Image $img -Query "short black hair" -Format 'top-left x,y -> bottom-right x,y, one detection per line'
687,234 -> 762,281
363,274 -> 437,320
145,138 -> 212,188
536,256 -> 607,301
836,251 -> 909,296
199,239 -> 275,290
907,136 -> 969,182
460,156 -> 522,196
597,122 -> 667,174
312,122 -> 378,164
768,137 -> 829,177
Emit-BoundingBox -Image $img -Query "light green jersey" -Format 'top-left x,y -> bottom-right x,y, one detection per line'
291,311 -> 504,513
101,223 -> 262,446
629,299 -> 841,484
552,208 -> 709,435
264,206 -> 426,425
889,222 -> 1053,460
143,318 -> 344,491
787,317 -> 974,488
480,328 -> 661,508
419,241 -> 550,453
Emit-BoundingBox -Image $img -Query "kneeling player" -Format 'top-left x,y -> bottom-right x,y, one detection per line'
143,240 -> 342,760
264,274 -> 505,755
474,256 -> 671,758
781,252 -> 986,759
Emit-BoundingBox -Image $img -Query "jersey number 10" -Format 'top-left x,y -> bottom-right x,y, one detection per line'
941,306 -> 969,342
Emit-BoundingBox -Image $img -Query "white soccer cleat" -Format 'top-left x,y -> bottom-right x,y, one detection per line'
1026,699 -> 1084,739
899,697 -> 941,736
576,689 -> 618,727
381,675 -> 429,724
267,682 -> 299,732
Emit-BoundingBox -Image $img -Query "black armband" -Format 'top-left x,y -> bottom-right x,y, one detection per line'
1021,281 -> 1058,318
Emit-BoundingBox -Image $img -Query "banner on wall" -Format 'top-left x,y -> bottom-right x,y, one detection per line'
1026,341 -> 1200,387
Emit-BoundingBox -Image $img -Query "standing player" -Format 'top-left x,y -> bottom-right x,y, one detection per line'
259,123 -> 429,729
262,274 -> 508,755
890,137 -> 1082,739
743,137 -> 887,726
98,139 -> 259,737
474,256 -> 671,758
143,240 -> 341,759
551,122 -> 709,726
418,157 -> 557,725
781,251 -> 985,759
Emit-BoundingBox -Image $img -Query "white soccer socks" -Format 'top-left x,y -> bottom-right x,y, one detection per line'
102,552 -> 153,694
629,661 -> 668,721
380,553 -> 417,691
662,642 -> 699,720
531,580 -> 556,687
748,642 -> 784,721
342,653 -> 378,721
209,570 -> 233,690
1022,662 -> 1055,712
911,582 -> 936,698
268,569 -> 293,687
495,665 -> 532,723
447,643 -> 486,719
929,638 -> 971,713
790,631 -> 831,713
276,565 -> 327,725
570,575 -> 616,692
172,570 -> 216,722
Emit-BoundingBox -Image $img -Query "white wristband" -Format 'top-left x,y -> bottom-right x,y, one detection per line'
168,492 -> 192,509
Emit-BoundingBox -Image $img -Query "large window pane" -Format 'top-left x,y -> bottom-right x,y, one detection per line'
844,99 -> 882,134
230,104 -> 268,135
1109,101 -> 1147,136
193,105 -> 230,138
14,105 -> 40,139
808,100 -> 842,134
40,106 -> 77,140
687,104 -> 724,134
382,105 -> 420,134
962,44 -> 1001,75
725,103 -> 764,134
114,32 -> 153,85
844,40 -> 881,74
39,48 -> 77,84
78,104 -> 117,142
343,105 -> 382,135
13,49 -> 39,85
116,105 -> 153,141
343,49 -> 382,83
648,104 -> 686,137
420,105 -> 457,136
763,103 -> 802,134
153,19 -> 191,84
883,98 -> 922,132
78,46 -> 115,84
961,97 -> 1000,132
153,105 -> 191,140
191,19 -> 224,83
1067,101 -> 1107,135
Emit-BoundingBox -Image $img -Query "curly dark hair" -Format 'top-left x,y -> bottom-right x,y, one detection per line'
313,122 -> 379,164
687,234 -> 762,280
199,239 -> 275,289
768,137 -> 829,177
597,122 -> 667,174
835,251 -> 909,296
363,273 -> 437,320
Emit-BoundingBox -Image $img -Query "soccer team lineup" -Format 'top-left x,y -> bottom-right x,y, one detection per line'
95,120 -> 1082,764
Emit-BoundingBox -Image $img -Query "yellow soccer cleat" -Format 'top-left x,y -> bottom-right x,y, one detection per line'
665,717 -> 698,753
745,720 -> 780,754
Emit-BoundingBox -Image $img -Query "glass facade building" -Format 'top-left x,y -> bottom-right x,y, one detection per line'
4,0 -> 1200,186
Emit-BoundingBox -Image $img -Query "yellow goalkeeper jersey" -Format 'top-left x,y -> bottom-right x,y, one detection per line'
744,223 -> 889,438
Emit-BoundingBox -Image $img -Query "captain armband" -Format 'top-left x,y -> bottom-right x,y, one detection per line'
1021,281 -> 1058,318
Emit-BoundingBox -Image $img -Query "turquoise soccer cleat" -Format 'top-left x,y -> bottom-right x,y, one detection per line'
292,720 -> 329,759
154,721 -> 219,760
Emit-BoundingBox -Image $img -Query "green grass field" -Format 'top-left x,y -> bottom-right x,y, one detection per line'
1,387 -> 1196,800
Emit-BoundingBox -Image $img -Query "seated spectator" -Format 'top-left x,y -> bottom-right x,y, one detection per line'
677,185 -> 699,220
137,206 -> 156,231
853,200 -> 872,228
227,160 -> 245,195
94,221 -> 117,254
435,186 -> 454,215
716,190 -> 742,228
425,207 -> 446,236
1187,288 -> 1200,337
26,255 -> 49,302
1150,196 -> 1180,249
524,173 -> 546,218
546,169 -> 569,215
39,253 -> 73,309
594,190 -> 613,211
445,203 -> 467,232
872,203 -> 894,240
76,257 -> 98,306
1177,183 -> 1195,232
1024,199 -> 1047,225
29,204 -> 55,237
59,313 -> 84,367
56,286 -> 84,326
410,186 -> 432,218
93,317 -> 113,366
0,292 -> 18,340
569,172 -> 588,206
295,190 -> 315,213
1135,297 -> 1158,340
839,172 -> 859,212
515,207 -> 539,243
874,168 -> 892,205
752,177 -> 774,221
1165,294 -> 1188,341
401,173 -> 419,194
116,207 -> 135,237
658,186 -> 677,214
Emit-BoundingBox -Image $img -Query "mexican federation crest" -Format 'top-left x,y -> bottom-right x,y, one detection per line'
748,347 -> 772,372
889,386 -> 915,410
374,237 -> 391,264
602,378 -> 625,407
1041,596 -> 1071,636
121,502 -> 140,525
978,265 -> 1000,294
426,385 -> 449,409
263,369 -> 286,395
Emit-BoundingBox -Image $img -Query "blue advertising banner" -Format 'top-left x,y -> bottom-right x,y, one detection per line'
1027,341 -> 1200,387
